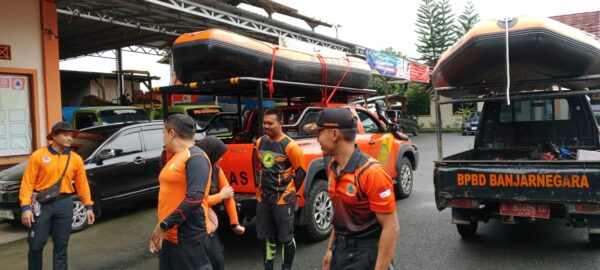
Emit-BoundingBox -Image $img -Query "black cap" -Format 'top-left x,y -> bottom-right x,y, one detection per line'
196,136 -> 228,165
304,108 -> 357,132
46,121 -> 79,140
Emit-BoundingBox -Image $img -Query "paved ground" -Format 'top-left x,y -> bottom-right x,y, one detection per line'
1,133 -> 600,269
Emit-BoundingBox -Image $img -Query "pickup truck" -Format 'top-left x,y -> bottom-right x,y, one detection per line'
434,92 -> 600,243
205,101 -> 419,241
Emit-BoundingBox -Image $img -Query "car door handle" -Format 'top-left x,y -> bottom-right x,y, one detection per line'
369,140 -> 377,145
133,157 -> 145,165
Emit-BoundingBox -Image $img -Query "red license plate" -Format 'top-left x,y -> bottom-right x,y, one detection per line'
500,202 -> 550,219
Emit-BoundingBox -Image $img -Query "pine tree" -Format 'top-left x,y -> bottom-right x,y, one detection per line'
456,1 -> 480,39
415,0 -> 440,67
415,0 -> 456,67
435,0 -> 456,54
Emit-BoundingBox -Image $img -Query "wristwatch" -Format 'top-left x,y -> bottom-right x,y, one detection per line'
159,221 -> 169,231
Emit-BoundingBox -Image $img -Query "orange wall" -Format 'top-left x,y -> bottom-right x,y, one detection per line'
41,0 -> 62,127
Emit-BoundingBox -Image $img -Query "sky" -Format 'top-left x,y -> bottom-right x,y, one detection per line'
60,0 -> 599,88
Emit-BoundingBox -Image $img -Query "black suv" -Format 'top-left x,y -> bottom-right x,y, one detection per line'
461,112 -> 481,136
0,122 -> 170,232
385,110 -> 419,136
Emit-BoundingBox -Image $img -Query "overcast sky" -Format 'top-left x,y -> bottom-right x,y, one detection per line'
60,0 -> 599,88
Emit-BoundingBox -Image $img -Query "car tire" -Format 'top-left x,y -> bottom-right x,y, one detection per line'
6,218 -> 22,226
71,198 -> 88,233
394,157 -> 413,199
301,180 -> 333,242
412,129 -> 419,136
457,221 -> 478,238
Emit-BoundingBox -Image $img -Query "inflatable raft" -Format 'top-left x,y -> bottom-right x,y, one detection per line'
433,16 -> 600,98
172,29 -> 372,88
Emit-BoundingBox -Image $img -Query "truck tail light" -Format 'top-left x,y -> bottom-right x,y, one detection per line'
575,204 -> 600,214
447,199 -> 478,208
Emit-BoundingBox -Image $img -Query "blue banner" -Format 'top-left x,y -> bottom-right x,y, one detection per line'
365,49 -> 410,80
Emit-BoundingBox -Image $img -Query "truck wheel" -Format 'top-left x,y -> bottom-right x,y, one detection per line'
394,157 -> 413,199
456,222 -> 478,238
589,233 -> 600,246
71,198 -> 88,233
303,180 -> 333,242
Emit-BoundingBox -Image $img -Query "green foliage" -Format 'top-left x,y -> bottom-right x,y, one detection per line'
456,106 -> 476,121
456,1 -> 480,39
415,0 -> 457,66
406,84 -> 431,116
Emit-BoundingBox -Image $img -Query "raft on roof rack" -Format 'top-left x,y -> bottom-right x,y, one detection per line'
432,15 -> 600,98
171,28 -> 372,89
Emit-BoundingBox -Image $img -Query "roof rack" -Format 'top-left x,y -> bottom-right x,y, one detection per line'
152,77 -> 376,98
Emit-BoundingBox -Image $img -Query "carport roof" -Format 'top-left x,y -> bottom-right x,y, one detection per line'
56,0 -> 359,60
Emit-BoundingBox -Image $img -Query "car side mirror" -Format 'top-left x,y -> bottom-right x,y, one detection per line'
99,149 -> 119,160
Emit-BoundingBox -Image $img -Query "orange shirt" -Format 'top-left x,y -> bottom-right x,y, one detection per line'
158,146 -> 212,244
207,167 -> 239,229
327,148 -> 396,237
19,146 -> 93,210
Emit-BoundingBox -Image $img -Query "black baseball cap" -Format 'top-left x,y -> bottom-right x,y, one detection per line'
303,108 -> 357,132
46,121 -> 79,140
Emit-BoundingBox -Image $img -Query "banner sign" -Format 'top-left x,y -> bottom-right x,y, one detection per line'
365,49 -> 430,84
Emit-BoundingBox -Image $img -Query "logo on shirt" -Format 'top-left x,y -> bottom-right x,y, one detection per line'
346,184 -> 356,196
42,156 -> 51,164
378,187 -> 392,199
262,151 -> 275,168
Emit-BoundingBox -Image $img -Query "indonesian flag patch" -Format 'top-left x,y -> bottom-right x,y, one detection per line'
377,187 -> 392,199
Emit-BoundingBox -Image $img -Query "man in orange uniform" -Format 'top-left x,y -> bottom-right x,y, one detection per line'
19,122 -> 95,270
149,114 -> 212,270
309,108 -> 399,270
255,108 -> 307,270
197,136 -> 245,270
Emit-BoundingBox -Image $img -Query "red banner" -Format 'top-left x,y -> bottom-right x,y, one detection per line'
409,62 -> 430,84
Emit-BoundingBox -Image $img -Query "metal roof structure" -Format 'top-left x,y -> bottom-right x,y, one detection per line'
56,0 -> 363,60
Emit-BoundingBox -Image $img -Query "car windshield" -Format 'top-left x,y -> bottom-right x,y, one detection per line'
99,109 -> 149,124
70,133 -> 108,159
186,108 -> 221,128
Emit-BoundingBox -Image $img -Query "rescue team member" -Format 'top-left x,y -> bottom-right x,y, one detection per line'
149,114 -> 213,270
197,136 -> 246,270
19,121 -> 95,270
308,108 -> 400,270
255,108 -> 307,270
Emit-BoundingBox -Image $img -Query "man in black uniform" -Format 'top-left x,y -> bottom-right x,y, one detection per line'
307,108 -> 399,270
255,108 -> 307,270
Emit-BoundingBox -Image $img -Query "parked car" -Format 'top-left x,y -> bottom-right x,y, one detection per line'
461,112 -> 481,136
205,101 -> 419,241
386,110 -> 419,136
0,121 -> 170,232
72,106 -> 151,130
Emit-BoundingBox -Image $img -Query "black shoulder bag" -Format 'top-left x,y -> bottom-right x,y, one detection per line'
35,152 -> 71,204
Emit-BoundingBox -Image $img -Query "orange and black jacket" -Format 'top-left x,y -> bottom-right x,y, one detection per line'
207,166 -> 239,230
327,148 -> 396,238
254,135 -> 306,204
158,146 -> 212,244
19,146 -> 94,211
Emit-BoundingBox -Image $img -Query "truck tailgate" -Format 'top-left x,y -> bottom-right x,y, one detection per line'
434,160 -> 600,208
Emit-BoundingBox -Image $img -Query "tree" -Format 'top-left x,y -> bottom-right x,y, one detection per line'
405,83 -> 431,116
415,0 -> 456,66
456,1 -> 480,39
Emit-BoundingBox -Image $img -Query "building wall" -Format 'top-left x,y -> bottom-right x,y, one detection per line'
417,97 -> 483,129
0,0 -> 61,166
0,0 -> 52,165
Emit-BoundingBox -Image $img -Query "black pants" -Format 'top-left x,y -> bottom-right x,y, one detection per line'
208,233 -> 224,270
28,195 -> 73,270
256,202 -> 295,242
330,236 -> 380,270
159,238 -> 212,270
